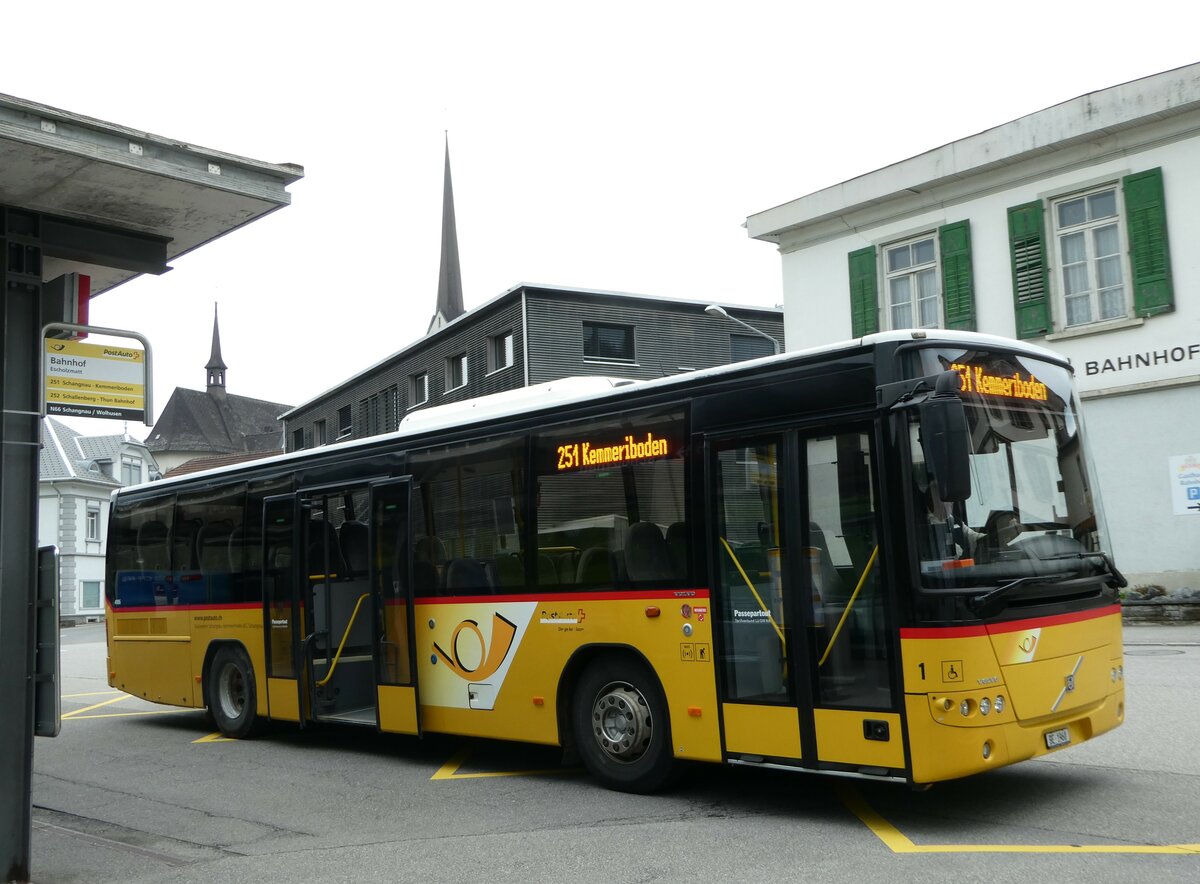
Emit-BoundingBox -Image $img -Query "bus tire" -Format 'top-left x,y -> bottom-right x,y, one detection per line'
572,656 -> 675,794
208,644 -> 259,739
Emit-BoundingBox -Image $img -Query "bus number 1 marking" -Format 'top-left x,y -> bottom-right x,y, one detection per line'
918,662 -> 926,680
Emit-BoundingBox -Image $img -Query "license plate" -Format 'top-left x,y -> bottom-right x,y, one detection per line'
1045,727 -> 1071,749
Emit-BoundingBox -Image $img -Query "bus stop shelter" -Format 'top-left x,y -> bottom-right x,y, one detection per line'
0,92 -> 302,882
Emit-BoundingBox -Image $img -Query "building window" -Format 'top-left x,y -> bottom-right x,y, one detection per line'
1052,186 -> 1127,327
86,504 -> 101,542
487,331 -> 514,373
293,427 -> 305,450
446,353 -> 468,391
360,386 -> 398,436
314,420 -> 327,446
730,334 -> 774,363
120,455 -> 142,486
583,322 -> 635,362
337,405 -> 352,439
410,372 -> 429,407
884,235 -> 940,329
80,580 -> 101,610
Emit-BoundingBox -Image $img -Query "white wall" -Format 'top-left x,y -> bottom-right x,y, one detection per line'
776,120 -> 1200,587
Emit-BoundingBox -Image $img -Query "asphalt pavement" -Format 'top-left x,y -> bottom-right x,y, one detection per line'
24,619 -> 1200,883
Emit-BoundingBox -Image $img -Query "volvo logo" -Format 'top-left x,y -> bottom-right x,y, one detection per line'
1051,656 -> 1084,712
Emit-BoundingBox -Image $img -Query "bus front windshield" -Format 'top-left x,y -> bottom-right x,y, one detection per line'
909,348 -> 1105,590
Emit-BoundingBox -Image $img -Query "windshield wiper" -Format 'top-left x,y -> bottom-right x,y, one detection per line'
1030,551 -> 1127,588
969,576 -> 1061,617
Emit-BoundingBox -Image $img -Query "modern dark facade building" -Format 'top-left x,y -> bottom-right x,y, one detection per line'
282,283 -> 784,450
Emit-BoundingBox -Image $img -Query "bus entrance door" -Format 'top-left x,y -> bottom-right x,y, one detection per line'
292,485 -> 378,727
711,430 -> 904,777
368,478 -> 420,735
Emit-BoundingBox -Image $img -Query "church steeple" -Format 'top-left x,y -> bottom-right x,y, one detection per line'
206,303 -> 227,395
428,133 -> 465,333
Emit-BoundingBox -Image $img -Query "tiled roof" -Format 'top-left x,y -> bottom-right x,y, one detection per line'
39,418 -> 125,485
145,388 -> 289,456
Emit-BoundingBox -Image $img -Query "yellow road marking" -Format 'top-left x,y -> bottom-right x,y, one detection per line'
431,746 -> 574,780
193,732 -> 236,743
836,784 -> 1200,855
64,709 -> 184,720
62,690 -> 123,699
61,695 -> 130,719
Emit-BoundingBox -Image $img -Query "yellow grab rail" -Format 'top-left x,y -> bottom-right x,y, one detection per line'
718,537 -> 785,645
315,593 -> 370,688
818,545 -> 879,668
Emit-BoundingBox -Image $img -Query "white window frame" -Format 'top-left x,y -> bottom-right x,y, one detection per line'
446,353 -> 468,391
80,580 -> 102,611
882,233 -> 942,331
337,405 -> 353,439
409,372 -> 429,407
120,455 -> 142,486
85,504 -> 101,542
487,331 -> 514,374
1050,183 -> 1130,329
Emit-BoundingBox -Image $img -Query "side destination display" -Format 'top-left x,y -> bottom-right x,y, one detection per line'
44,338 -> 146,421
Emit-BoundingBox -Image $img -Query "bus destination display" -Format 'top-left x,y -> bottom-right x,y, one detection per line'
950,362 -> 1048,402
555,430 -> 671,472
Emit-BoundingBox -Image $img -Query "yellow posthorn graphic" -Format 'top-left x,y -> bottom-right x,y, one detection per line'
434,613 -> 518,681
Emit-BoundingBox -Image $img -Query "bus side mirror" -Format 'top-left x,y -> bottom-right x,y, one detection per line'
919,371 -> 971,502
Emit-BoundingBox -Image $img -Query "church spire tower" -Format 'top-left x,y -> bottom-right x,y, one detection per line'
428,133 -> 465,333
206,302 -> 227,395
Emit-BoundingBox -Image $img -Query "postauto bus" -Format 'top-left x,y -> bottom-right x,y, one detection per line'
105,330 -> 1125,793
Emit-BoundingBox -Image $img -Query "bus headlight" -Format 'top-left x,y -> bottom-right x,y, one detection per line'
960,699 -> 972,717
994,695 -> 1005,714
979,697 -> 991,716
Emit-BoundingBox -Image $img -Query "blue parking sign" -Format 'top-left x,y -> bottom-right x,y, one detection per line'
1189,486 -> 1200,501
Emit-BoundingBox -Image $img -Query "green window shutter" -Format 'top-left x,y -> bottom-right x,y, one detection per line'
938,220 -> 975,331
1007,201 -> 1050,339
1123,167 -> 1174,317
848,246 -> 879,337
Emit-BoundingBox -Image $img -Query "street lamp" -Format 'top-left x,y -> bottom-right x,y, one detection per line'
704,304 -> 782,355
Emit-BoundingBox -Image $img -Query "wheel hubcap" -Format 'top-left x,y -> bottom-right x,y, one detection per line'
218,662 -> 245,720
591,681 -> 652,763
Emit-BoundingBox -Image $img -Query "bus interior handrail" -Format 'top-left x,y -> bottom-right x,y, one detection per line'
718,537 -> 784,645
818,545 -> 879,668
315,593 -> 370,688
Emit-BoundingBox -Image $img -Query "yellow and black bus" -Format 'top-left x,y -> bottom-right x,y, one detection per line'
105,330 -> 1125,792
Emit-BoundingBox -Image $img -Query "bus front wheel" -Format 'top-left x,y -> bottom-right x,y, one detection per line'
208,644 -> 259,739
572,657 -> 675,793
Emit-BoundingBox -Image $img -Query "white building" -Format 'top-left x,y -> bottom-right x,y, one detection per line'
39,419 -> 160,620
747,63 -> 1200,593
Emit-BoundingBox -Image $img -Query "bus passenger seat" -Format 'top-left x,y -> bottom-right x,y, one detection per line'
537,554 -> 558,585
339,520 -> 369,576
445,558 -> 490,593
665,521 -> 688,578
307,520 -> 347,579
136,521 -> 170,571
576,547 -> 613,586
626,522 -> 673,582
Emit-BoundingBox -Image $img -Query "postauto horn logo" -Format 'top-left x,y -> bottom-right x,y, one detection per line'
433,612 -> 519,681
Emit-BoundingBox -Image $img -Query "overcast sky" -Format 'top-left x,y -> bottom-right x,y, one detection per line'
8,2 -> 1198,439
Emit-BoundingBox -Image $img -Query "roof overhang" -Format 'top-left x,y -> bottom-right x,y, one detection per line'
746,63 -> 1200,247
0,93 -> 303,296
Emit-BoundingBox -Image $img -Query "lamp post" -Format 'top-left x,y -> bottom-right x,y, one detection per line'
704,304 -> 782,354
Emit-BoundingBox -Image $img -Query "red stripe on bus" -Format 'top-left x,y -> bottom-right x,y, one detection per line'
414,588 -> 711,605
900,604 -> 1121,640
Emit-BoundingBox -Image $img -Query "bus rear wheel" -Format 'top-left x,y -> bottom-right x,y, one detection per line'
572,657 -> 675,793
208,644 -> 259,739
